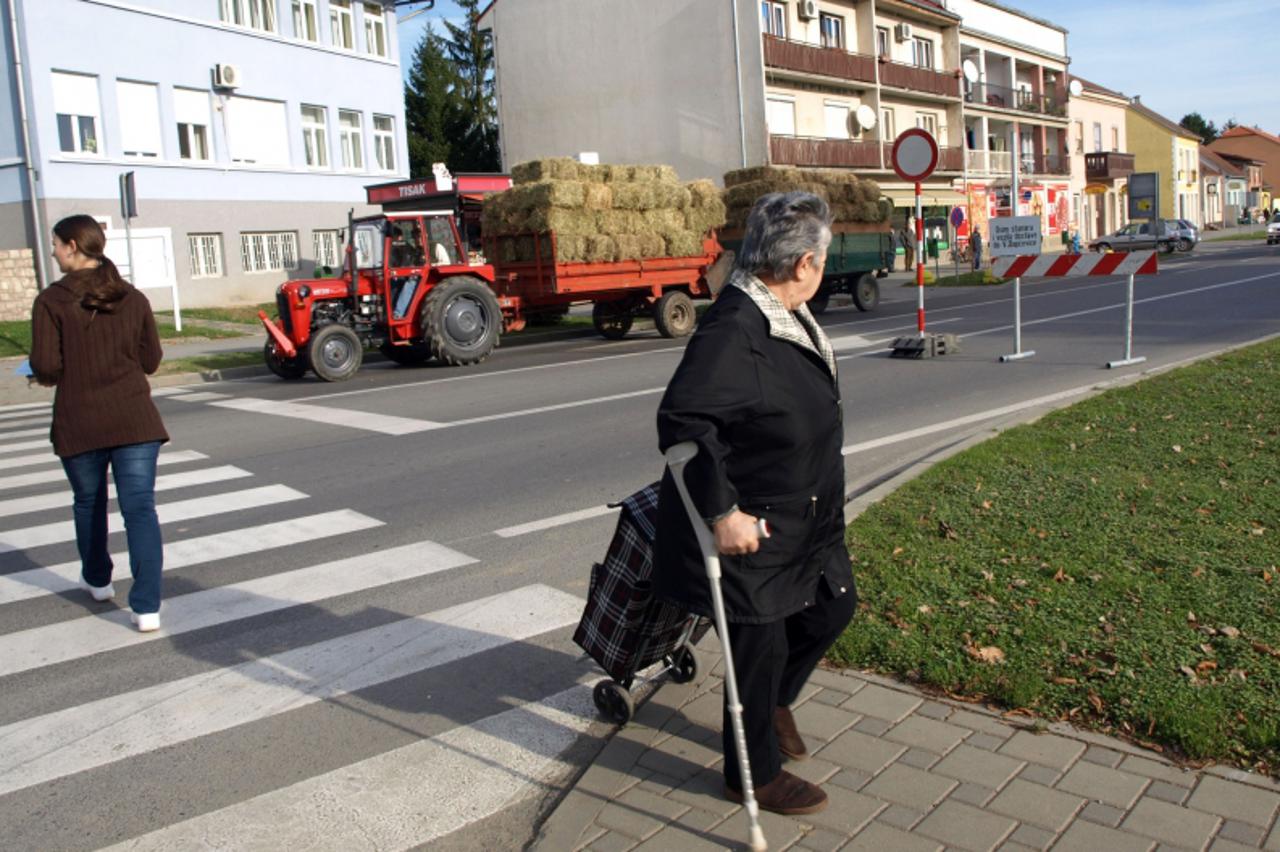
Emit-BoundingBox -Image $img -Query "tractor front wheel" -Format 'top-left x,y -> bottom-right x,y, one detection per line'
264,341 -> 307,380
421,276 -> 501,366
308,324 -> 363,382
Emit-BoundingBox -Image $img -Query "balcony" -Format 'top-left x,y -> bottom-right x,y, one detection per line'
964,81 -> 1067,118
1085,151 -> 1135,180
771,135 -> 882,169
879,142 -> 965,172
763,35 -> 877,85
1019,151 -> 1070,176
878,58 -> 958,98
966,149 -> 1013,175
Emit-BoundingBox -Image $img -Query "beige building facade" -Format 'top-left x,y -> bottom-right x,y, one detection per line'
1066,77 -> 1132,242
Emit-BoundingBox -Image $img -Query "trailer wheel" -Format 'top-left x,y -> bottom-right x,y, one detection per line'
653,291 -> 696,338
807,286 -> 831,315
853,272 -> 880,312
308,324 -> 363,382
264,341 -> 308,380
592,300 -> 634,340
379,342 -> 432,367
422,276 -> 501,366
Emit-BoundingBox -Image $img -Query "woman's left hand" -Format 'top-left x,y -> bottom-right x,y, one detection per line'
712,510 -> 763,556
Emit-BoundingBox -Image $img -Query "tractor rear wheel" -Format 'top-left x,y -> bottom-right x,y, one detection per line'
592,300 -> 634,340
853,273 -> 880,312
264,341 -> 307,380
653,291 -> 696,338
421,276 -> 501,366
308,324 -> 363,382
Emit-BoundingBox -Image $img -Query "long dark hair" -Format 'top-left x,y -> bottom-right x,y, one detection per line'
52,215 -> 132,312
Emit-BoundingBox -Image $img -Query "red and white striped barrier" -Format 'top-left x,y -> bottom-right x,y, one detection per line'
993,250 -> 1159,279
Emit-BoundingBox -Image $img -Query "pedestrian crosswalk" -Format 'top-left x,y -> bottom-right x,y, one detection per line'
0,393 -> 605,851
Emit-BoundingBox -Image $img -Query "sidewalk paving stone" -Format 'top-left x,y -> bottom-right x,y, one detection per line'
878,804 -> 928,830
1267,821 -> 1280,850
1007,823 -> 1057,849
933,744 -> 1026,789
1056,761 -> 1151,809
1146,779 -> 1194,805
1051,819 -> 1157,852
792,699 -> 861,741
998,730 -> 1086,771
1121,797 -> 1222,849
840,683 -> 922,722
1215,818 -> 1268,846
809,687 -> 853,707
1188,776 -> 1280,828
861,763 -> 958,811
1016,763 -> 1062,787
1080,745 -> 1127,768
801,784 -> 885,835
842,821 -> 943,851
884,715 -> 970,754
788,756 -> 842,785
667,769 -> 739,818
851,716 -> 892,737
814,729 -> 906,774
1121,755 -> 1199,787
899,747 -> 942,770
828,767 -> 873,792
969,731 -> 1010,751
949,709 -> 1020,739
986,778 -> 1086,832
1078,801 -> 1127,827
913,799 -> 1018,851
949,782 -> 999,808
795,826 -> 851,852
1209,839 -> 1266,852
916,700 -> 954,720
586,829 -> 636,852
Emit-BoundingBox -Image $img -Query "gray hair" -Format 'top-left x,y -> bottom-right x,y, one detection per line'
734,191 -> 833,280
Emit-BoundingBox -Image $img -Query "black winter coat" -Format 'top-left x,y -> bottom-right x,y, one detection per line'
653,285 -> 854,624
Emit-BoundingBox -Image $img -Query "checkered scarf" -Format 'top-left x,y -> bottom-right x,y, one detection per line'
730,270 -> 838,379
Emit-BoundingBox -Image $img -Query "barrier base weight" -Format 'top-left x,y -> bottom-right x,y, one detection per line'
1106,356 -> 1147,369
890,333 -> 960,359
999,350 -> 1036,362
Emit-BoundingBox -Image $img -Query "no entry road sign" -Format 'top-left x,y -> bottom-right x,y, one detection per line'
891,129 -> 938,183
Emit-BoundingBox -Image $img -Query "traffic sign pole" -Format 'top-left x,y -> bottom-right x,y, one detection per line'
999,144 -> 1033,362
890,128 -> 955,359
1106,272 -> 1146,369
915,181 -> 925,336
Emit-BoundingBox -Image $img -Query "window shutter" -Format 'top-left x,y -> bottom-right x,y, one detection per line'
52,72 -> 101,116
117,81 -> 163,155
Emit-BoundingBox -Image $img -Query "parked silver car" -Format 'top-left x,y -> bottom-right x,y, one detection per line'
1170,219 -> 1200,252
1267,213 -> 1280,245
1088,220 -> 1176,254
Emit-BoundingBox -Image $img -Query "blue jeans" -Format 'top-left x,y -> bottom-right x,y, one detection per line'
61,441 -> 163,613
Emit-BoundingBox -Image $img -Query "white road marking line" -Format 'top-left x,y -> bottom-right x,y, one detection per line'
209,397 -> 446,434
0,584 -> 581,794
842,384 -> 1097,455
103,683 -> 597,851
0,509 -> 383,606
0,465 -> 253,520
0,417 -> 51,431
0,484 -> 306,552
148,387 -> 192,398
494,504 -> 619,538
0,450 -> 208,492
0,427 -> 48,439
169,391 -> 231,402
447,387 -> 666,428
827,334 -> 878,350
0,438 -> 53,455
0,450 -> 58,472
0,402 -> 52,416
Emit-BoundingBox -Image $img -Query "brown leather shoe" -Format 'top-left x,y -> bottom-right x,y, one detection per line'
725,769 -> 828,815
774,706 -> 809,761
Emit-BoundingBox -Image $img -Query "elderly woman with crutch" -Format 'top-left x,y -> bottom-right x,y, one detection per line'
654,192 -> 857,819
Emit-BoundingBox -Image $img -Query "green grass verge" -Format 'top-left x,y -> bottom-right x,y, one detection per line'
1204,231 -> 1267,242
0,318 -> 251,358
157,303 -> 275,325
154,351 -> 262,376
832,338 -> 1280,772
904,269 -> 1004,287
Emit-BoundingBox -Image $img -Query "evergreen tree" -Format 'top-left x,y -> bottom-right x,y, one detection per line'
1179,112 -> 1218,146
404,23 -> 458,177
442,0 -> 499,172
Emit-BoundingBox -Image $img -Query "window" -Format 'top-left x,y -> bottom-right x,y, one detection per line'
915,112 -> 937,137
824,102 -> 850,139
174,88 -> 211,161
1073,120 -> 1084,153
911,37 -> 933,69
880,108 -> 895,141
819,13 -> 844,50
292,0 -> 318,41
372,114 -> 396,171
338,109 -> 364,169
220,0 -> 277,33
1111,126 -> 1119,152
117,81 -> 162,158
301,105 -> 328,168
188,234 -> 223,278
765,96 -> 795,136
1092,122 -> 1102,153
330,0 -> 354,49
760,1 -> 785,38
876,26 -> 890,57
313,230 -> 343,268
52,72 -> 101,155
363,3 -> 387,56
226,95 -> 290,165
240,232 -> 299,273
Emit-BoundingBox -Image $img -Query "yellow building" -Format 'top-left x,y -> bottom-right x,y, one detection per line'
1125,97 -> 1201,224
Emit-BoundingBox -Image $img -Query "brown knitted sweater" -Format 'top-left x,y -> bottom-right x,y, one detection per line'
30,273 -> 169,458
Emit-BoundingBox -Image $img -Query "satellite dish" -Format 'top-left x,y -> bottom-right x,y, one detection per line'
962,59 -> 979,83
855,104 -> 877,130
1068,79 -> 1083,97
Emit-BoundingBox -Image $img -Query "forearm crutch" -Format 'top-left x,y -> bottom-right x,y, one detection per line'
665,441 -> 767,852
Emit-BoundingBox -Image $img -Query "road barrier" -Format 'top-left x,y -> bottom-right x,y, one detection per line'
992,251 -> 1159,368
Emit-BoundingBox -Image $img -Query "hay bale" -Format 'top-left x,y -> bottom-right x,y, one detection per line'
578,164 -> 606,184
686,179 -> 721,207
684,202 -> 727,235
613,234 -> 642,261
642,208 -> 686,236
638,233 -> 666,258
602,164 -> 634,183
511,157 -> 581,184
612,182 -> 658,210
597,209 -> 644,234
583,183 -> 613,210
723,165 -> 774,187
555,234 -> 587,262
654,165 -> 680,183
651,182 -> 692,210
507,180 -> 586,210
664,231 -> 704,258
630,165 -> 659,182
524,206 -> 597,236
584,234 -> 618,262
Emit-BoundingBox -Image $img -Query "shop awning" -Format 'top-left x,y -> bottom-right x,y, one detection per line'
881,187 -> 968,209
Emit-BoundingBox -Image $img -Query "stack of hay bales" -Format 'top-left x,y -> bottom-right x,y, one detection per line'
483,158 -> 728,263
721,166 -> 892,231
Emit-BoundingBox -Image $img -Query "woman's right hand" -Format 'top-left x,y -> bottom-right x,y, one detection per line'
712,509 -> 762,556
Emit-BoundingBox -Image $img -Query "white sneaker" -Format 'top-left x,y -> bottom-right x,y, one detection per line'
79,576 -> 115,602
130,611 -> 160,632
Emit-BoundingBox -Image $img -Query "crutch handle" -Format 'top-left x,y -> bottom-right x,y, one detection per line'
756,518 -> 771,538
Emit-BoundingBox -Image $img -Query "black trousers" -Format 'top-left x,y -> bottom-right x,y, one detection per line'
721,582 -> 857,789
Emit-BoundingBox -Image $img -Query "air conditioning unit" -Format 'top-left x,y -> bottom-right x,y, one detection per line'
894,22 -> 913,42
797,0 -> 818,20
212,64 -> 242,89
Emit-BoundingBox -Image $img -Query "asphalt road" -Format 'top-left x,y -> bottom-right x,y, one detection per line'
0,240 -> 1276,850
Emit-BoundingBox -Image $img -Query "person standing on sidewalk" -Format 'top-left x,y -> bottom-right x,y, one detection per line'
971,226 -> 984,271
654,192 -> 856,816
30,215 -> 169,632
901,224 -> 915,269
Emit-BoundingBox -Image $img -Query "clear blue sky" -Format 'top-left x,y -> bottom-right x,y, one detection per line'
395,0 -> 1278,135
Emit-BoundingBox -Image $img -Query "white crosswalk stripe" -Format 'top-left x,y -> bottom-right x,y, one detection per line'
0,438 -> 50,455
0,402 -> 52,417
0,417 -> 51,431
0,464 -> 253,520
0,427 -> 49,440
0,449 -> 208,491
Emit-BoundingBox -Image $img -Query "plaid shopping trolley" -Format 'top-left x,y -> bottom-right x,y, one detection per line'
573,482 -> 710,724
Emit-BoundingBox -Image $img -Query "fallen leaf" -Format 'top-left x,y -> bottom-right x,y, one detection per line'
1053,568 -> 1068,582
1196,660 -> 1218,674
1179,665 -> 1198,679
1252,642 -> 1280,659
938,520 -> 957,540
980,569 -> 995,582
1220,626 -> 1241,639
1051,676 -> 1078,685
917,604 -> 933,615
981,500 -> 993,510
1172,445 -> 1183,453
1087,692 -> 1105,713
892,546 -> 905,556
1187,611 -> 1198,624
966,645 -> 1005,664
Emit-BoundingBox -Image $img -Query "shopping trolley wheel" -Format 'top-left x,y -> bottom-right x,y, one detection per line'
667,645 -> 700,684
593,680 -> 635,725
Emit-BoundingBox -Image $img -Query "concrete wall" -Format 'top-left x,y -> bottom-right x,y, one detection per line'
485,0 -> 768,184
0,248 -> 36,321
947,0 -> 1066,58
1126,109 -> 1178,219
